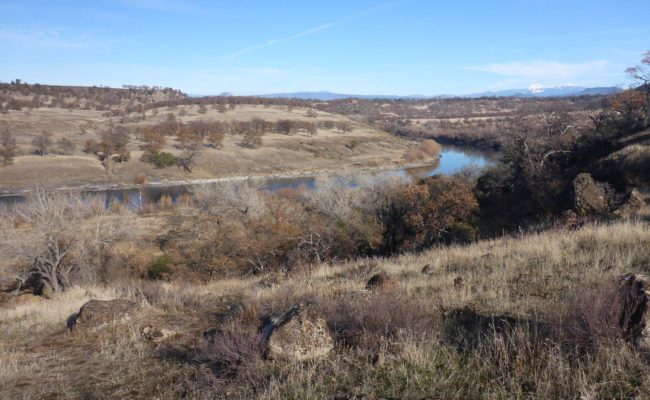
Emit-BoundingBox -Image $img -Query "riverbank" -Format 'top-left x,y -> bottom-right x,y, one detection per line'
0,104 -> 415,193
0,157 -> 438,199
0,145 -> 497,201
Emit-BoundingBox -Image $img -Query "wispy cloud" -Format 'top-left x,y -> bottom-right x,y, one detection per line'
116,0 -> 198,13
222,0 -> 414,62
0,26 -> 111,48
223,23 -> 338,62
464,60 -> 612,80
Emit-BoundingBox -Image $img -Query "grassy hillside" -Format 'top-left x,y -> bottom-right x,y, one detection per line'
2,221 -> 650,398
0,104 -> 414,190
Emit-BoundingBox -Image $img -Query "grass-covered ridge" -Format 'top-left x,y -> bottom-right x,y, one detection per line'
2,221 -> 650,398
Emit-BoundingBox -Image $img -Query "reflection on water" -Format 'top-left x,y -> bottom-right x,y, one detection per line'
0,145 -> 496,205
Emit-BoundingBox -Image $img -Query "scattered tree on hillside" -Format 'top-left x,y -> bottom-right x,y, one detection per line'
306,121 -> 318,136
0,124 -> 18,166
206,129 -> 224,148
161,113 -> 180,135
58,137 -> 76,155
32,132 -> 52,156
1,190 -> 129,295
176,149 -> 199,173
242,130 -> 263,148
176,125 -> 203,152
140,127 -> 166,156
373,176 -> 478,253
277,119 -> 296,135
540,108 -> 575,136
337,121 -> 353,133
626,50 -> 650,127
612,89 -> 647,122
585,98 -> 613,133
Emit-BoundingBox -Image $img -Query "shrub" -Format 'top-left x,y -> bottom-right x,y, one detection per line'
147,254 -> 175,280
134,174 -> 147,185
150,151 -> 176,168
197,329 -> 264,385
375,175 -> 479,253
403,147 -> 428,162
419,139 -> 442,156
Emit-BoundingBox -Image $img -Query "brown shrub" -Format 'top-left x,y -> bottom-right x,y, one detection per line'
133,174 -> 147,185
419,139 -> 442,156
376,175 -> 479,253
555,273 -> 649,350
403,147 -> 428,162
196,329 -> 265,385
318,291 -> 439,350
158,194 -> 174,211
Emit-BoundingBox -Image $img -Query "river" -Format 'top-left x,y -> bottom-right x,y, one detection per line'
0,145 -> 496,205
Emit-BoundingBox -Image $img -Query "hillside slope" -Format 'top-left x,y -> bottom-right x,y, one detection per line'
2,221 -> 650,398
0,104 -> 413,190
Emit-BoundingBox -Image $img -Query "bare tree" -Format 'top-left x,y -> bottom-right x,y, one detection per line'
242,130 -> 263,148
206,129 -> 224,148
140,126 -> 166,156
539,108 -> 575,136
626,50 -> 650,127
0,189 -> 131,295
58,137 -> 76,155
176,149 -> 199,173
32,132 -> 52,156
191,181 -> 266,217
336,121 -> 353,133
585,98 -> 612,133
0,124 -> 18,166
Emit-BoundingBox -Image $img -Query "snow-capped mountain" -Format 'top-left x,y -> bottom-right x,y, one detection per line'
252,86 -> 621,101
465,84 -> 622,98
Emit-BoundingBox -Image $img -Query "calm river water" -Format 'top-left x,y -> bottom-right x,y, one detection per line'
0,145 -> 496,205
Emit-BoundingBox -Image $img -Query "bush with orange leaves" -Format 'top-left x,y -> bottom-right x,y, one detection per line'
376,175 -> 479,253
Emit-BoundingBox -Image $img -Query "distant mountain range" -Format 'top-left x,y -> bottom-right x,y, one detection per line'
252,86 -> 622,101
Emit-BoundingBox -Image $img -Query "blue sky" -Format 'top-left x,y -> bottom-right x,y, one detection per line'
1,0 -> 648,95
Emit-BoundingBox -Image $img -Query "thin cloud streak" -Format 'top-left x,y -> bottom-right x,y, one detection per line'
223,23 -> 338,62
222,0 -> 414,62
115,0 -> 201,14
0,26 -> 111,48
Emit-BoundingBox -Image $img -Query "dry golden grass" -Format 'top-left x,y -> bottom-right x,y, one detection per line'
0,104 -> 414,190
2,220 -> 650,398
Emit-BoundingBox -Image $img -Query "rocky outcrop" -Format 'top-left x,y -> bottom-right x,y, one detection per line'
141,325 -> 174,342
573,173 -> 613,216
259,303 -> 333,361
0,274 -> 45,296
421,264 -> 433,274
615,273 -> 648,344
614,188 -> 646,218
365,272 -> 397,292
67,299 -> 138,330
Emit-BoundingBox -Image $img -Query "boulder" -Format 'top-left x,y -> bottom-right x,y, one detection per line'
0,273 -> 45,296
421,264 -> 433,274
616,273 -> 648,344
573,173 -> 612,216
615,188 -> 646,218
67,299 -> 138,330
260,303 -> 333,361
0,278 -> 23,293
365,272 -> 397,292
453,276 -> 464,289
141,325 -> 174,342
